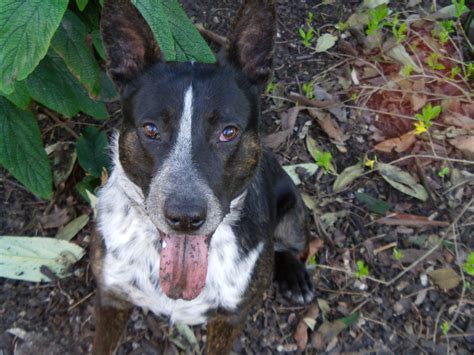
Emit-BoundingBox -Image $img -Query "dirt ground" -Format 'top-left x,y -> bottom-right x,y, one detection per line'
1,0 -> 473,354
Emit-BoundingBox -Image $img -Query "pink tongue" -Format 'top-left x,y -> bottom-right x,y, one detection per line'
159,234 -> 209,300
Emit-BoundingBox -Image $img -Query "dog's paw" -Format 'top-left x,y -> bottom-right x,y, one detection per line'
274,252 -> 315,305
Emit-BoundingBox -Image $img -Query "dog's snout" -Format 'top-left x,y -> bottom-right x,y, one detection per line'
164,199 -> 207,233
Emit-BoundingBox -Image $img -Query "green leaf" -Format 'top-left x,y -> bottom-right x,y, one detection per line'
98,71 -> 118,102
0,97 -> 52,199
355,192 -> 390,215
26,52 -> 107,119
76,0 -> 89,11
0,0 -> 68,94
315,33 -> 338,53
0,81 -> 31,110
91,29 -> 107,61
0,236 -> 85,282
51,11 -> 100,96
377,163 -> 428,201
161,0 -> 215,63
56,214 -> 90,241
76,126 -> 110,178
75,175 -> 100,202
132,0 -> 176,60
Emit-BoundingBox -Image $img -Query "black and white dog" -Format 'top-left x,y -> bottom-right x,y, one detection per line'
92,0 -> 314,353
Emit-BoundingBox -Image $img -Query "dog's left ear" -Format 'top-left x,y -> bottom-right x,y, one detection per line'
225,0 -> 276,87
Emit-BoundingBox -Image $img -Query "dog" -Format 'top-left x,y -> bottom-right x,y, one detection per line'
91,0 -> 315,353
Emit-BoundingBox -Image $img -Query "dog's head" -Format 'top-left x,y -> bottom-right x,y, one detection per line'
101,0 -> 275,300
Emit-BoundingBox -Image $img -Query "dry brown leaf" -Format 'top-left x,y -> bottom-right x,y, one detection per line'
280,107 -> 301,131
309,109 -> 345,144
430,268 -> 461,291
306,238 -> 325,263
39,206 -> 70,229
294,304 -> 320,350
442,111 -> 474,129
263,129 -> 292,150
410,94 -> 427,111
376,213 -> 449,227
374,131 -> 416,153
449,135 -> 474,157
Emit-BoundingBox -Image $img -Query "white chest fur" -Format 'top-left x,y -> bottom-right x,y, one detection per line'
97,159 -> 263,325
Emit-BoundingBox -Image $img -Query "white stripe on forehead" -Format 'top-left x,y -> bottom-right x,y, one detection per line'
172,85 -> 193,163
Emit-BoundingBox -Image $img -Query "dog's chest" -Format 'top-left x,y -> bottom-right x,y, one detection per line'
97,170 -> 262,325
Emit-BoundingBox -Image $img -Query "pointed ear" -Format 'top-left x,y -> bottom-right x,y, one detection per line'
100,0 -> 161,88
225,0 -> 276,86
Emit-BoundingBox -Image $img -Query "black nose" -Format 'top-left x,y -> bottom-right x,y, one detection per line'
164,199 -> 207,232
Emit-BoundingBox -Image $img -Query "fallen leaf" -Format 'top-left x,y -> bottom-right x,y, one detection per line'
39,206 -> 70,229
263,129 -> 292,149
281,107 -> 301,131
377,163 -> 428,201
0,236 -> 85,282
410,94 -> 427,112
430,268 -> 461,291
363,0 -> 389,8
376,213 -> 449,227
315,33 -> 338,53
55,214 -> 90,241
315,313 -> 359,347
309,109 -> 345,146
311,84 -> 347,123
301,192 -> 317,211
449,135 -> 474,158
174,323 -> 198,348
333,163 -> 364,192
282,164 -> 319,185
294,304 -> 320,349
355,192 -> 390,215
374,131 -> 416,153
442,111 -> 474,129
306,238 -> 325,263
386,44 -> 422,73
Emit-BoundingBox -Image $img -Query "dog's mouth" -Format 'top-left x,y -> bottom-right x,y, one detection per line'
158,232 -> 212,301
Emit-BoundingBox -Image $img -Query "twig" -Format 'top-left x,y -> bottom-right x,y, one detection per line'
68,291 -> 96,312
195,24 -> 226,47
40,107 -> 80,139
373,242 -> 397,255
314,264 -> 389,285
287,92 -> 338,109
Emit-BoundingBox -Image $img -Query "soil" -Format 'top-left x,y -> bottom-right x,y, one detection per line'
1,0 -> 473,354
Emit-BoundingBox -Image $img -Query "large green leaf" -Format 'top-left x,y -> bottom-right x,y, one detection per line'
26,52 -> 107,119
0,97 -> 52,199
0,81 -> 31,110
51,11 -> 100,96
161,0 -> 215,63
132,0 -> 176,60
0,0 -> 68,94
0,236 -> 85,282
76,126 -> 110,178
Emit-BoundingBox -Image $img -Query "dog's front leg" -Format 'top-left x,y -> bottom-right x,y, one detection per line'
206,316 -> 245,355
92,294 -> 132,355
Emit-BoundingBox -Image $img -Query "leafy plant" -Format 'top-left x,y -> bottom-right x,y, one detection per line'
400,64 -> 414,77
426,53 -> 446,71
314,150 -> 333,173
388,13 -> 407,43
265,78 -> 277,95
438,166 -> 450,177
452,0 -> 469,18
450,66 -> 461,79
393,248 -> 404,261
414,103 -> 441,135
441,321 -> 449,336
464,252 -> 474,276
355,260 -> 369,279
466,62 -> 473,80
299,27 -> 315,47
302,82 -> 314,99
0,0 -> 215,199
366,4 -> 389,35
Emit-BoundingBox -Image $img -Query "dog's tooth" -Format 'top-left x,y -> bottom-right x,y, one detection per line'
162,240 -> 167,249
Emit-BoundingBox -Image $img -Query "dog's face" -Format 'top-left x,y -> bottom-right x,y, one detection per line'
101,0 -> 275,300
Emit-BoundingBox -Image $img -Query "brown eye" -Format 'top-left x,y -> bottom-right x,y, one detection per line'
219,126 -> 239,142
143,123 -> 160,140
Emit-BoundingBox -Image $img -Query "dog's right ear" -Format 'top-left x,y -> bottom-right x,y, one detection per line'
101,0 -> 161,88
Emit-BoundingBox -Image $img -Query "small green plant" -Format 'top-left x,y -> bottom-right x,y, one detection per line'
299,11 -> 315,47
438,166 -> 450,177
314,150 -> 333,173
466,62 -> 473,80
441,321 -> 450,336
426,53 -> 446,71
366,4 -> 389,35
336,22 -> 349,31
307,255 -> 317,266
414,103 -> 441,134
464,252 -> 474,276
450,66 -> 461,79
436,20 -> 454,46
452,0 -> 469,18
400,64 -> 414,77
265,78 -> 277,95
388,13 -> 407,43
302,81 -> 314,99
355,260 -> 369,279
393,248 -> 404,261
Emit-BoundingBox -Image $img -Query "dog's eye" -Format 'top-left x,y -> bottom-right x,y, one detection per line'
143,123 -> 160,140
219,126 -> 239,142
